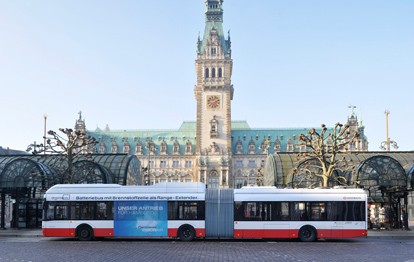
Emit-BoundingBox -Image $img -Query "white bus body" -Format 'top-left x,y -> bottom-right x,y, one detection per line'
42,183 -> 367,241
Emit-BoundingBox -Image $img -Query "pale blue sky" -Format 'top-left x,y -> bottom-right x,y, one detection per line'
0,1 -> 413,151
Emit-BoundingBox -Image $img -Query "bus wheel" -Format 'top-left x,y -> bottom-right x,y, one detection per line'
76,225 -> 94,241
178,225 -> 195,242
298,226 -> 317,242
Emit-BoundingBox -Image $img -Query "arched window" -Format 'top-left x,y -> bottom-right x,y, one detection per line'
208,170 -> 219,189
212,68 -> 216,78
218,68 -> 222,78
205,68 -> 209,78
211,48 -> 216,56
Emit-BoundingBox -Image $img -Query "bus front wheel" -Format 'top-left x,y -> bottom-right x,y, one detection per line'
178,225 -> 195,242
76,225 -> 94,241
298,226 -> 317,242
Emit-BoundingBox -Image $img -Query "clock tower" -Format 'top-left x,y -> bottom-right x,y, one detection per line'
194,0 -> 233,188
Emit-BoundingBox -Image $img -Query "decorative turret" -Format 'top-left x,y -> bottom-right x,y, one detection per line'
74,111 -> 86,133
197,0 -> 231,56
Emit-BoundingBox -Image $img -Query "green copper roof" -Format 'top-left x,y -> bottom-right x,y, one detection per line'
197,0 -> 231,55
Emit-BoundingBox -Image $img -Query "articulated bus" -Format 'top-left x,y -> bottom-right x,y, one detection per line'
42,182 -> 367,242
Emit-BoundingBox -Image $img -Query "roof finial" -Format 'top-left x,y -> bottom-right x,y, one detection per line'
348,104 -> 356,116
78,110 -> 82,120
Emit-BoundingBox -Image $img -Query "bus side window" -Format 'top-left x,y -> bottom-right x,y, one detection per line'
45,202 -> 55,220
55,204 -> 69,220
234,202 -> 244,221
96,202 -> 108,219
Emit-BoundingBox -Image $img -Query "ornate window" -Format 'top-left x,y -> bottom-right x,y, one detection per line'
185,140 -> 193,155
208,170 -> 219,189
185,160 -> 192,168
248,160 -> 256,168
218,68 -> 222,78
287,138 -> 294,152
274,139 -> 281,152
235,160 -> 243,167
159,160 -> 167,168
111,138 -> 118,154
135,140 -> 143,155
172,160 -> 180,168
211,47 -> 216,56
172,140 -> 180,155
210,115 -> 218,138
122,138 -> 130,154
212,68 -> 216,78
205,68 -> 209,78
260,139 -> 270,154
235,138 -> 243,154
160,140 -> 168,155
248,138 -> 256,154
146,140 -> 154,152
98,138 -> 106,154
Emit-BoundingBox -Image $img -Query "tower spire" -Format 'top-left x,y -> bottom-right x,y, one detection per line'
198,0 -> 230,56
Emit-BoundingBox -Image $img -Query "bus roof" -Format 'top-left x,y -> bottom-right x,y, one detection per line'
45,182 -> 206,195
234,186 -> 367,195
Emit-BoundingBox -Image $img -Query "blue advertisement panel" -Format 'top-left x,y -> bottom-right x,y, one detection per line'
114,201 -> 168,237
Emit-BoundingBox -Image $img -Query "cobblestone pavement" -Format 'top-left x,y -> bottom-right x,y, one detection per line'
0,236 -> 413,262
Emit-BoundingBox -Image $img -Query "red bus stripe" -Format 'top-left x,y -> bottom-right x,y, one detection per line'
234,229 -> 367,239
42,228 -> 114,238
168,228 -> 206,238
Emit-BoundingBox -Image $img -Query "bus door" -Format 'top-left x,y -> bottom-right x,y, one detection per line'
205,188 -> 234,238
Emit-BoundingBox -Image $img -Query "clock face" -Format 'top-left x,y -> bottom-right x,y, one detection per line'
207,95 -> 220,109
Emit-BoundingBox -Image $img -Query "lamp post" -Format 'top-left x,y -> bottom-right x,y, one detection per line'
145,142 -> 157,185
380,110 -> 398,151
43,114 -> 48,154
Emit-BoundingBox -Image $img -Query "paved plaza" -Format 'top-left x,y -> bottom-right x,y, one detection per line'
0,227 -> 413,262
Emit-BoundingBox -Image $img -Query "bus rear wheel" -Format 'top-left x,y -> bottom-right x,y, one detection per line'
76,225 -> 94,241
298,226 -> 317,242
178,225 -> 195,242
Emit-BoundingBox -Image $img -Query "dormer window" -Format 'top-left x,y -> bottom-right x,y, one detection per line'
287,138 -> 294,152
135,140 -> 143,155
160,140 -> 167,155
235,138 -> 243,154
274,139 -> 281,152
123,138 -> 130,154
99,139 -> 106,154
185,140 -> 193,155
248,138 -> 256,154
173,140 -> 180,155
111,139 -> 118,154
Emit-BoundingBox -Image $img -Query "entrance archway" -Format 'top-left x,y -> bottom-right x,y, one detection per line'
355,156 -> 408,229
0,158 -> 56,228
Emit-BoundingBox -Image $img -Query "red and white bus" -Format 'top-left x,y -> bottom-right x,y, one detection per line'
42,182 -> 367,241
233,187 -> 367,241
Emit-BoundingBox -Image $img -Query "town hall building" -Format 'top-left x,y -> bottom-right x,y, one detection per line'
78,0 -> 368,189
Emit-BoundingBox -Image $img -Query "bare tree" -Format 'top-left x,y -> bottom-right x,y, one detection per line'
27,128 -> 98,184
293,123 -> 359,188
